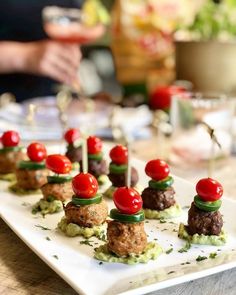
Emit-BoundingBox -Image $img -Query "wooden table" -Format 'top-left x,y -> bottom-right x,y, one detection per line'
1,139 -> 236,295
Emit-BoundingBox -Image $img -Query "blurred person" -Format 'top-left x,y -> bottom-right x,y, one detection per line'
0,1 -> 83,102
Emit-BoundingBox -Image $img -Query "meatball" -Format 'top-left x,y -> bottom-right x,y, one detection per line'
15,168 -> 48,190
187,202 -> 223,236
108,167 -> 139,187
64,199 -> 108,227
80,158 -> 107,179
65,145 -> 82,163
107,220 -> 147,257
41,181 -> 73,201
141,186 -> 176,211
0,150 -> 26,174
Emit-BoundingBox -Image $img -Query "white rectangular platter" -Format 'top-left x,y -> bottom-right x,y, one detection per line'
1,158 -> 236,295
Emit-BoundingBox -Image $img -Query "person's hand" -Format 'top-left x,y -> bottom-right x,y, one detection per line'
22,40 -> 81,85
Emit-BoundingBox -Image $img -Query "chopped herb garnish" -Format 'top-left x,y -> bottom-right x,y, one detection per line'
168,271 -> 175,275
209,252 -> 217,259
80,239 -> 93,247
145,221 -> 149,223
181,262 -> 191,265
196,255 -> 208,262
46,236 -> 51,241
166,248 -> 173,254
172,229 -> 178,232
217,249 -> 221,252
154,238 -> 158,241
98,231 -> 106,242
178,241 -> 191,253
99,262 -> 103,265
169,221 -> 176,225
160,219 -> 167,224
35,224 -> 51,230
161,229 -> 167,232
52,255 -> 59,260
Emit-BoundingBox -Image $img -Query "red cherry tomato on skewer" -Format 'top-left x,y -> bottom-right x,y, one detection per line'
110,145 -> 128,165
87,136 -> 102,154
113,187 -> 143,214
27,142 -> 47,162
1,130 -> 20,147
64,128 -> 80,144
72,173 -> 98,198
145,159 -> 170,181
196,178 -> 223,202
46,154 -> 72,174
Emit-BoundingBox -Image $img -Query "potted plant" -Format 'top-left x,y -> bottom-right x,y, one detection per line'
175,0 -> 236,94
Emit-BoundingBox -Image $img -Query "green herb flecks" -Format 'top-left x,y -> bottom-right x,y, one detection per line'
35,224 -> 51,230
166,248 -> 173,254
209,252 -> 217,259
46,236 -> 51,241
52,255 -> 59,260
178,241 -> 191,253
80,239 -> 93,247
196,255 -> 208,262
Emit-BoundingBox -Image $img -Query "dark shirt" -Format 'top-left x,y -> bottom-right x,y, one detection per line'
0,0 -> 82,102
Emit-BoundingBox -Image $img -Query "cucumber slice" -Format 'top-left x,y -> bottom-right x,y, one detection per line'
18,160 -> 45,170
148,176 -> 174,190
72,194 -> 102,206
0,146 -> 22,154
109,163 -> 127,174
110,209 -> 145,223
194,195 -> 222,212
47,175 -> 72,184
88,153 -> 103,161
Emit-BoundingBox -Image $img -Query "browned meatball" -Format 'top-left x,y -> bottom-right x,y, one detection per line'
64,199 -> 108,227
15,168 -> 48,190
108,167 -> 139,187
141,187 -> 176,210
187,202 -> 223,236
0,150 -> 26,174
107,220 -> 147,257
80,158 -> 107,179
65,145 -> 82,163
41,181 -> 73,201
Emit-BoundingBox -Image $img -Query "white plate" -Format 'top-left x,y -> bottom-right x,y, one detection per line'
1,158 -> 236,295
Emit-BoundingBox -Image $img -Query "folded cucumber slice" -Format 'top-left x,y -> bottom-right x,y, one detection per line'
47,175 -> 72,184
109,163 -> 127,174
110,209 -> 145,223
194,195 -> 222,212
88,153 -> 103,161
0,146 -> 22,154
72,194 -> 102,206
18,160 -> 45,170
148,176 -> 174,190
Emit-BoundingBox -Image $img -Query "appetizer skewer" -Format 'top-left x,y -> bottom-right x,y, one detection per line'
32,154 -> 73,215
10,142 -> 48,194
178,177 -> 226,246
64,128 -> 82,164
104,144 -> 140,198
0,130 -> 26,180
141,159 -> 181,219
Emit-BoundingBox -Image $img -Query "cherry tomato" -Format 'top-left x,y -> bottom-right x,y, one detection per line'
196,178 -> 223,202
113,187 -> 143,214
1,130 -> 20,147
72,173 -> 98,198
87,136 -> 102,154
27,142 -> 47,162
145,159 -> 170,181
150,85 -> 187,110
110,145 -> 128,165
46,154 -> 72,174
64,128 -> 80,144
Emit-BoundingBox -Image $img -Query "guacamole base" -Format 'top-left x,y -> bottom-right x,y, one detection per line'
32,198 -> 63,215
57,216 -> 106,238
8,183 -> 41,196
94,242 -> 162,265
0,173 -> 15,182
178,223 -> 227,246
144,203 -> 182,219
97,175 -> 109,186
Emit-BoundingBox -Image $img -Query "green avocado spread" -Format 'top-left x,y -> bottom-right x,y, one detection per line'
58,217 -> 106,238
8,183 -> 41,196
144,203 -> 182,219
94,242 -> 162,265
32,198 -> 63,215
178,223 -> 227,246
104,184 -> 143,199
97,175 -> 109,185
0,173 -> 16,182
